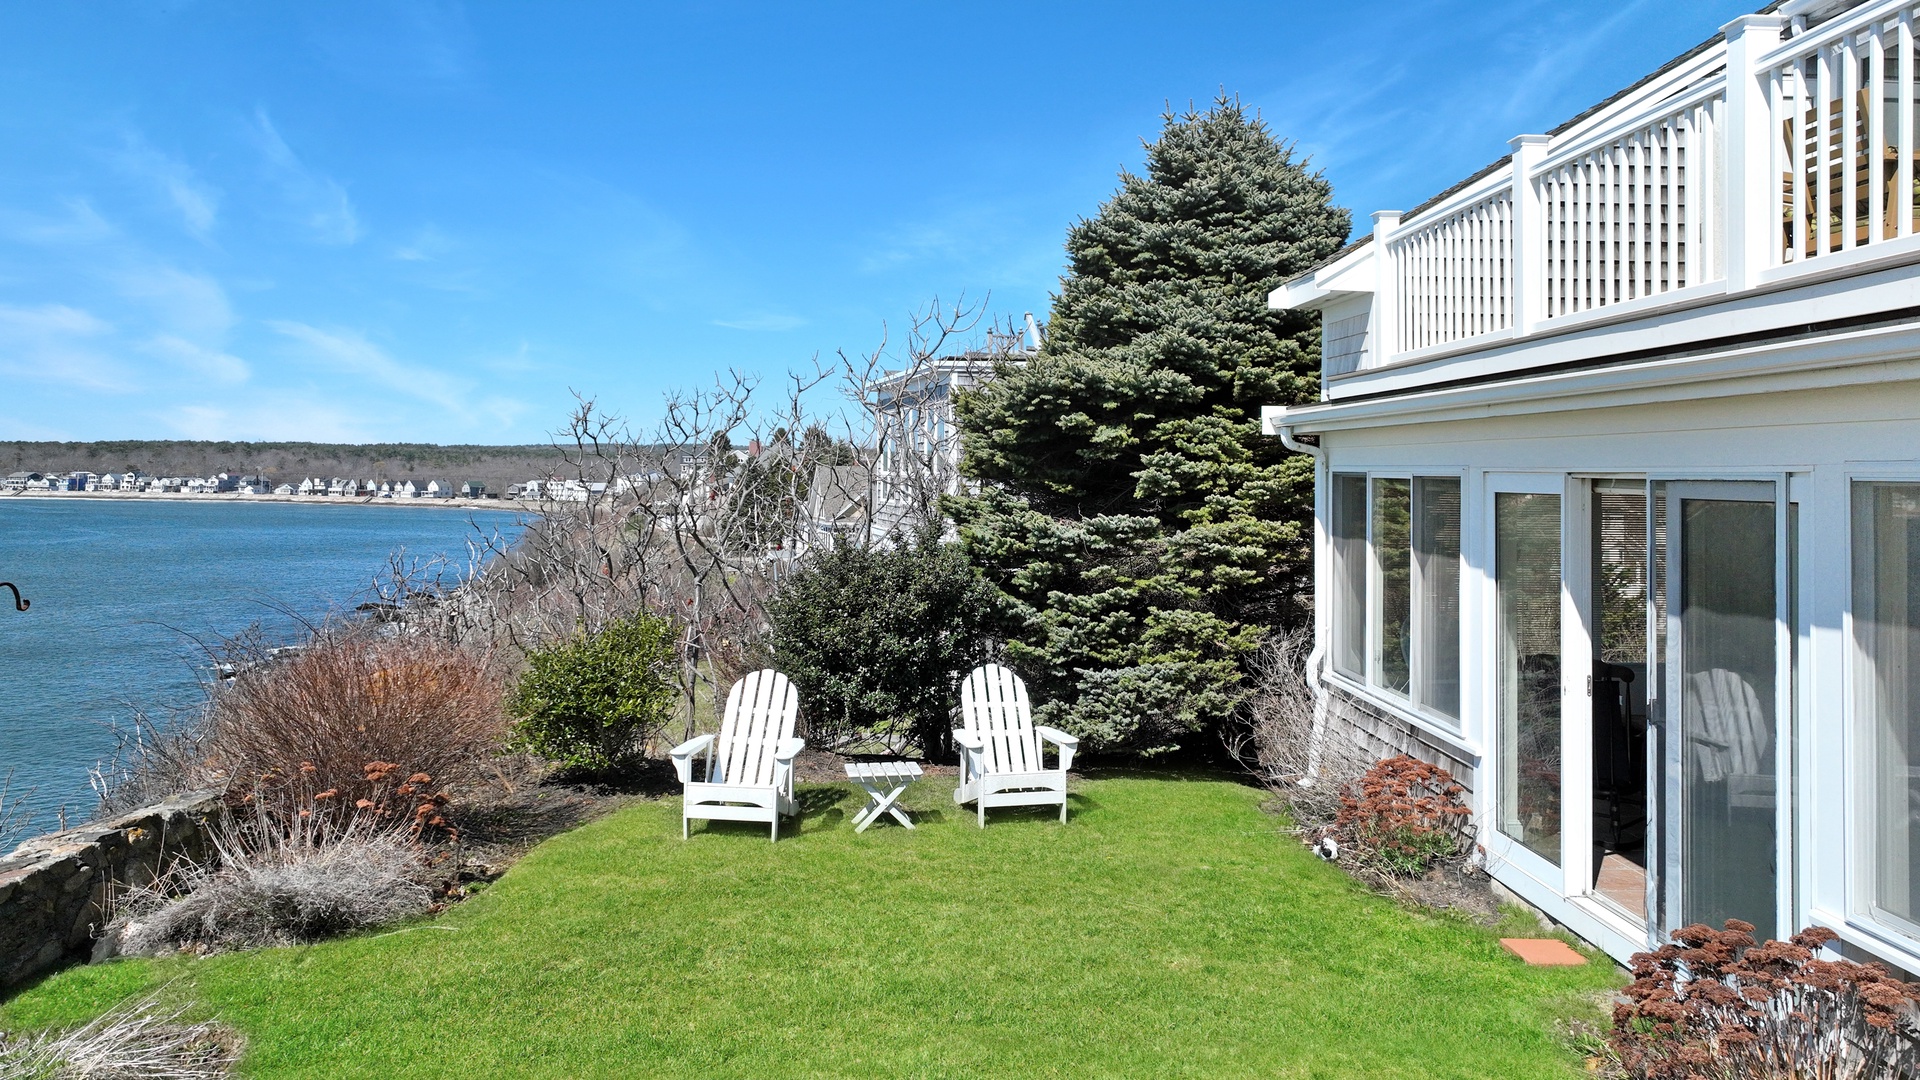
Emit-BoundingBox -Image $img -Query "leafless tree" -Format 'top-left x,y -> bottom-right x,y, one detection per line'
387,296 -> 1030,740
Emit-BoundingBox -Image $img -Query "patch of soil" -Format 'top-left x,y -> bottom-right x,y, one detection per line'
1384,863 -> 1504,924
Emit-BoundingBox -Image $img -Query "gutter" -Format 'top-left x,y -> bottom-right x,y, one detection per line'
1267,409 -> 1334,785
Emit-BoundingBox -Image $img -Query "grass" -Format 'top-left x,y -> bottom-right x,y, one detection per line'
1,774 -> 1619,1078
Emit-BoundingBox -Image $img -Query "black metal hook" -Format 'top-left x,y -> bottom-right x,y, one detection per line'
0,582 -> 27,611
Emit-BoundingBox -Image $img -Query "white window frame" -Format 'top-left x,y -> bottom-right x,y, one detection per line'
1844,468 -> 1920,957
1343,470 -> 1468,730
1480,471 -> 1574,901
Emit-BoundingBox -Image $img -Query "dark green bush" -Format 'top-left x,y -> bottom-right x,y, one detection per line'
506,614 -> 679,771
767,528 -> 996,759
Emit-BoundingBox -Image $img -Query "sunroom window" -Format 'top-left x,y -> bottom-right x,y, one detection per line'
1331,474 -> 1368,678
1329,473 -> 1461,725
1853,482 -> 1920,933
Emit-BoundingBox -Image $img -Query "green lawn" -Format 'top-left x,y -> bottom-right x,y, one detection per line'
1,775 -> 1618,1078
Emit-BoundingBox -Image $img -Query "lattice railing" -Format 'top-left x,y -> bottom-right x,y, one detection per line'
1388,188 -> 1513,353
1536,96 -> 1717,318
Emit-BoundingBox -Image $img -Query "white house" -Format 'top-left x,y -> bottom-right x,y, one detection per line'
1267,0 -> 1920,971
424,480 -> 449,499
866,317 -> 1041,539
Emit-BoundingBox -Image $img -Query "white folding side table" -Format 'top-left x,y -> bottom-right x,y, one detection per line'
845,761 -> 923,832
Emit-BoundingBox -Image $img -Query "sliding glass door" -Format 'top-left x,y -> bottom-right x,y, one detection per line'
1656,480 -> 1786,938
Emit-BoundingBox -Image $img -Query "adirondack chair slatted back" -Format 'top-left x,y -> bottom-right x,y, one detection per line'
960,664 -> 1039,774
715,669 -> 798,787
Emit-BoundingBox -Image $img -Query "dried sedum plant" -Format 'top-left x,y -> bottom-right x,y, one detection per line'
1608,921 -> 1920,1079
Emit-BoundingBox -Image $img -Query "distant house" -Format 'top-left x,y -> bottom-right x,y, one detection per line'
273,483 -> 296,495
461,481 -> 485,498
4,472 -> 39,493
424,480 -> 449,499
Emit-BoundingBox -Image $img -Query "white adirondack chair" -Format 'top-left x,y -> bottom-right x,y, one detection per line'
952,664 -> 1079,826
670,669 -> 805,841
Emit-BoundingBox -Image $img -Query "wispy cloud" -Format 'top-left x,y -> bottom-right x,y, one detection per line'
712,313 -> 806,332
111,132 -> 220,240
113,264 -> 234,341
0,303 -> 128,391
164,396 -> 372,442
0,198 -> 116,247
251,108 -> 361,245
268,319 -> 474,416
144,333 -> 249,384
306,0 -> 481,93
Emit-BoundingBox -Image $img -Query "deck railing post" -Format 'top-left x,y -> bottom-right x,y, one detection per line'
1509,135 -> 1550,336
1722,13 -> 1789,286
1371,210 -> 1402,362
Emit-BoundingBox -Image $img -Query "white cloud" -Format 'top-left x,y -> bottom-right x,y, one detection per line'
114,264 -> 234,341
0,303 -> 128,391
163,396 -> 372,442
268,320 -> 473,416
144,334 -> 250,384
0,198 -> 116,247
112,133 -> 221,240
252,108 -> 361,245
712,313 -> 807,332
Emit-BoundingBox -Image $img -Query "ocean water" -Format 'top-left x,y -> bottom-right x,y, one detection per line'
0,498 -> 526,835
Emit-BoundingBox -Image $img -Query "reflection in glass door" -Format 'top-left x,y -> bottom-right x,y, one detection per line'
1497,491 -> 1563,866
1661,482 -> 1779,935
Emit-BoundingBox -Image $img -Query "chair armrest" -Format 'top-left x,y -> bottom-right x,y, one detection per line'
669,733 -> 716,784
774,737 -> 806,763
952,729 -> 985,751
1035,726 -> 1078,773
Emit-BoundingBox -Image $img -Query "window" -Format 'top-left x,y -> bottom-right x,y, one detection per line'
1331,474 -> 1367,678
1854,482 -> 1920,933
1329,472 -> 1462,725
1414,478 -> 1463,719
1373,479 -> 1412,694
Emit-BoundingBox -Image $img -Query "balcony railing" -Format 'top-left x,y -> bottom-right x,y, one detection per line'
1762,2 -> 1920,261
1349,1 -> 1920,376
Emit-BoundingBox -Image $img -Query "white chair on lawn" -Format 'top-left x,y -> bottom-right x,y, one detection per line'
952,663 -> 1079,827
670,669 -> 804,841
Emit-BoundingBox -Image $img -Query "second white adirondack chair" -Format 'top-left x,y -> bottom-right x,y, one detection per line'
952,663 -> 1079,826
670,669 -> 804,841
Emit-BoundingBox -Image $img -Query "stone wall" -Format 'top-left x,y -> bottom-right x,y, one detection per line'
0,789 -> 223,992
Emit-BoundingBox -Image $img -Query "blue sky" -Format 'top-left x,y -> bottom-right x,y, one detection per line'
0,0 -> 1754,445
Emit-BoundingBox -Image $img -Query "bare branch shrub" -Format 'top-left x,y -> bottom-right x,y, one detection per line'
0,768 -> 37,854
1226,627 -> 1370,832
0,994 -> 240,1079
108,787 -> 433,955
89,707 -> 219,818
205,624 -> 507,808
395,297 -> 1025,748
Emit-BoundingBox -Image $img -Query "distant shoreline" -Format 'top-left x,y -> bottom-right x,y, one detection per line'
0,490 -> 544,512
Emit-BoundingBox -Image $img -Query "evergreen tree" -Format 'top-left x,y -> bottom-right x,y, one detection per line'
950,96 -> 1349,755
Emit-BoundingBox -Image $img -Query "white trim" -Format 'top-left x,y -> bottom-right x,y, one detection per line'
1285,321 -> 1920,434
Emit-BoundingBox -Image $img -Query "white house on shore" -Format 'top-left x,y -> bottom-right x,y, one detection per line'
1267,0 -> 1920,971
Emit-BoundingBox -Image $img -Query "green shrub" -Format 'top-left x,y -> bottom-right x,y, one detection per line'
506,614 -> 679,770
767,528 -> 996,759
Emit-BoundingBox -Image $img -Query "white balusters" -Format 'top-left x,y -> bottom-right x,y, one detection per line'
1387,188 -> 1513,353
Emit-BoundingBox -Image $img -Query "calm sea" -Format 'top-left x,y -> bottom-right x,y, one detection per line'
0,498 -> 525,834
